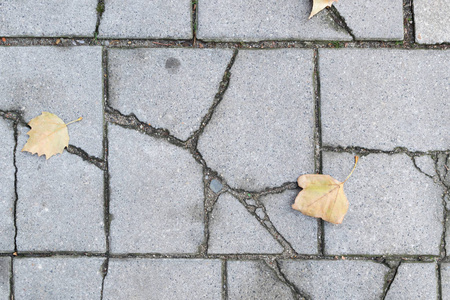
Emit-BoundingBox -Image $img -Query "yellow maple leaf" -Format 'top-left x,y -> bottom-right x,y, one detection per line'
309,0 -> 338,19
292,156 -> 358,224
22,112 -> 82,160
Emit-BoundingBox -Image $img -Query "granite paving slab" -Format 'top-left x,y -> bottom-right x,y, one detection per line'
442,263 -> 450,300
414,0 -> 450,44
0,258 -> 10,300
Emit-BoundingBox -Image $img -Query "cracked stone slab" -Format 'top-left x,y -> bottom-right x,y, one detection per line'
280,260 -> 389,300
320,49 -> 450,151
442,263 -> 450,300
414,0 -> 450,44
198,49 -> 315,190
108,49 -> 233,140
99,0 -> 192,39
103,259 -> 221,300
108,125 -> 204,253
324,152 -> 443,255
335,0 -> 403,40
413,155 -> 437,178
0,258 -> 10,300
0,47 -> 103,157
0,0 -> 97,37
385,262 -> 437,299
208,193 -> 283,254
260,190 -> 317,254
0,119 -> 15,251
197,0 -> 351,41
16,126 -> 105,252
14,257 -> 104,299
227,260 -> 294,300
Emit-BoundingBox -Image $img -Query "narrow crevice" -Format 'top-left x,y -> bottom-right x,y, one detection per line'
192,0 -> 198,46
263,258 -> 309,300
323,145 -> 450,157
12,120 -> 19,254
327,6 -> 356,41
433,155 -> 450,259
9,256 -> 14,300
66,145 -> 105,170
313,48 -> 325,256
100,257 -> 109,300
185,49 -> 238,149
403,0 -> 416,44
94,0 -> 106,41
221,259 -> 228,300
410,155 -> 435,179
381,260 -> 401,299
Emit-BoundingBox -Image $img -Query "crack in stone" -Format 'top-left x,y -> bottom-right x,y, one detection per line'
381,260 -> 401,300
221,259 -> 227,300
327,6 -> 356,41
94,0 -> 105,40
322,145 -> 450,157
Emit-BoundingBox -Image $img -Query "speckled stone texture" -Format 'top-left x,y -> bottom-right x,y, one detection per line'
0,258 -> 10,300
323,152 -> 443,255
280,260 -> 389,300
198,49 -> 315,190
227,260 -> 294,299
385,262 -> 437,299
320,49 -> 450,151
103,259 -> 221,300
335,0 -> 404,40
0,0 -> 97,37
442,263 -> 450,300
208,193 -> 283,254
16,127 -> 105,252
108,49 -> 233,140
99,0 -> 192,39
414,0 -> 450,44
108,125 -> 204,253
0,47 -> 104,157
0,119 -> 15,252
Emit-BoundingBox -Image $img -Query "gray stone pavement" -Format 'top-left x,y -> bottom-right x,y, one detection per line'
0,1 -> 449,299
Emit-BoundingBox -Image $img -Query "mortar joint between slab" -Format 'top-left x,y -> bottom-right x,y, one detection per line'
403,0 -> 416,44
191,0 -> 198,46
221,259 -> 227,300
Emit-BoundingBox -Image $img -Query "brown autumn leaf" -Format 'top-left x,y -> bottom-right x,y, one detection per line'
22,112 -> 82,160
309,0 -> 338,19
292,156 -> 359,224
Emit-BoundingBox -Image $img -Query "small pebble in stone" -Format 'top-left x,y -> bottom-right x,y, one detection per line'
246,199 -> 256,206
209,179 -> 223,194
76,40 -> 85,44
255,208 -> 265,219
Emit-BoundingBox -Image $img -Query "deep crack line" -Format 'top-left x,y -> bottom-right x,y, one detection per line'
327,6 -> 356,41
322,145 -> 450,157
381,260 -> 401,300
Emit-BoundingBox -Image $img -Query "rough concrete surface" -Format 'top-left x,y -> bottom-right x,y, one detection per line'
442,263 -> 450,300
0,258 -> 10,300
414,0 -> 450,44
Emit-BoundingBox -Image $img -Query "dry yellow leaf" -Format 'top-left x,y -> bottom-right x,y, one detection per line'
292,156 -> 358,224
309,0 -> 338,19
22,112 -> 82,160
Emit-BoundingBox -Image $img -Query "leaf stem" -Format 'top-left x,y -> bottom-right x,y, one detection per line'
65,117 -> 83,126
342,156 -> 359,184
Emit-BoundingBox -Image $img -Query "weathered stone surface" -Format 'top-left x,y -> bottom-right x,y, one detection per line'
16,126 -> 105,252
385,262 -> 437,299
414,0 -> 450,44
0,119 -> 15,252
413,155 -> 437,178
103,259 -> 221,300
227,260 -> 293,300
0,0 -> 97,37
108,49 -> 233,140
197,0 -> 351,41
320,49 -> 450,151
108,125 -> 204,253
260,190 -> 317,254
0,47 -> 103,157
208,194 -> 283,254
280,260 -> 389,300
323,152 -> 443,255
198,49 -> 315,190
0,258 -> 10,300
335,0 -> 403,40
14,257 -> 104,299
99,0 -> 192,39
442,263 -> 450,300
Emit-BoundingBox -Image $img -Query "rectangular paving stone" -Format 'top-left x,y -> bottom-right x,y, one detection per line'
260,190 -> 317,254
227,260 -> 294,300
197,0 -> 351,41
198,49 -> 315,190
14,257 -> 104,299
320,49 -> 450,151
280,260 -> 389,300
323,152 -> 443,255
0,47 -> 104,157
108,49 -> 233,140
0,258 -> 10,300
442,263 -> 450,300
99,0 -> 192,39
385,262 -> 437,299
335,0 -> 403,40
103,259 -> 221,300
108,125 -> 204,253
0,119 -> 15,252
414,0 -> 450,44
16,126 -> 105,252
0,0 -> 97,37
